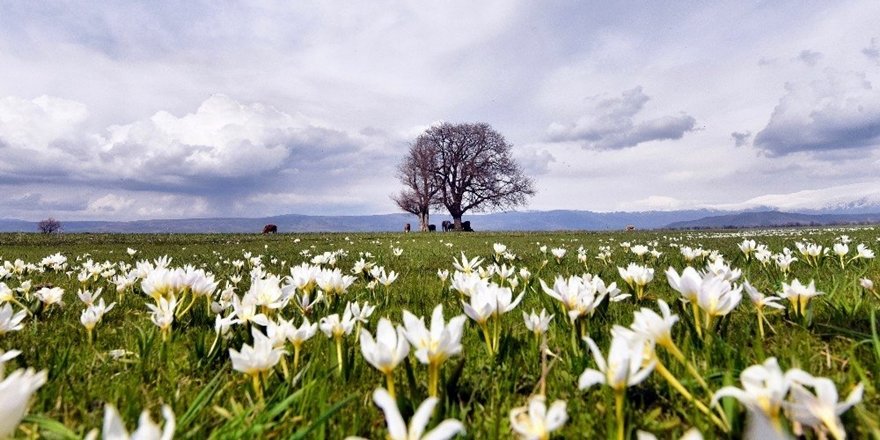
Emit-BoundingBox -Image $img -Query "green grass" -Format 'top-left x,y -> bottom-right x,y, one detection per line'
1,228 -> 878,439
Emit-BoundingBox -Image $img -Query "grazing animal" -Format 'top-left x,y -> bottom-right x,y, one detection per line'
625,225 -> 636,231
404,223 -> 411,233
428,224 -> 437,232
262,224 -> 278,234
441,220 -> 453,232
462,221 -> 473,232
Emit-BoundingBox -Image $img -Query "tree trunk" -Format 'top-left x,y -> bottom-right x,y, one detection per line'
453,217 -> 462,231
419,212 -> 429,232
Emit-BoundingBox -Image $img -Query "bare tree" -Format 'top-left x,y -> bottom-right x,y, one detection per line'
38,218 -> 62,234
414,122 -> 535,230
392,139 -> 440,231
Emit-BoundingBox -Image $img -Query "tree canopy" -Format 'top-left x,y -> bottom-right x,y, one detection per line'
394,122 -> 535,230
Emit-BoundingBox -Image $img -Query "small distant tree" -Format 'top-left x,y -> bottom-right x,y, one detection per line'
392,139 -> 440,231
38,218 -> 62,234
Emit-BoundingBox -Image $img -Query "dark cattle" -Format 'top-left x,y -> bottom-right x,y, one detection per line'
462,221 -> 473,232
625,225 -> 636,231
404,223 -> 411,233
262,224 -> 278,234
441,220 -> 453,231
428,224 -> 437,232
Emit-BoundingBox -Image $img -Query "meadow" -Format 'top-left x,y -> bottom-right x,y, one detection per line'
1,227 -> 878,439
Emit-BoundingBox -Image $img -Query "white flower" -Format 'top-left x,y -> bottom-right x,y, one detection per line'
618,263 -> 654,288
35,286 -> 65,307
578,333 -> 655,392
786,377 -> 863,440
0,303 -> 27,334
778,279 -> 823,316
493,243 -> 508,255
695,275 -> 742,319
319,308 -> 356,339
630,299 -> 678,347
743,281 -> 784,310
229,327 -> 285,376
550,248 -> 566,260
402,305 -> 466,365
0,361 -> 48,438
360,318 -> 409,374
630,245 -> 650,257
712,357 -> 801,421
371,388 -> 465,440
85,404 -> 175,440
509,395 -> 568,440
452,253 -> 484,274
854,244 -> 874,260
522,309 -> 554,336
288,317 -> 317,347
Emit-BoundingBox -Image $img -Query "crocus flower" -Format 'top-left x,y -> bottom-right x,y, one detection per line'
695,275 -> 742,330
0,303 -> 27,335
618,263 -> 654,300
402,305 -> 466,396
35,286 -> 65,308
147,295 -> 177,341
360,318 -> 409,397
287,317 -> 317,370
509,395 -> 568,440
786,377 -> 863,440
579,333 -> 655,440
452,252 -> 484,274
0,352 -> 48,438
370,387 -> 465,440
743,281 -> 783,338
778,279 -> 822,318
319,307 -> 356,373
84,404 -> 175,440
523,309 -> 554,339
712,357 -> 803,434
230,327 -> 285,401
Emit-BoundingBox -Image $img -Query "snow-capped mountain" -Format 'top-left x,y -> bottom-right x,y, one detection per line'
710,182 -> 880,214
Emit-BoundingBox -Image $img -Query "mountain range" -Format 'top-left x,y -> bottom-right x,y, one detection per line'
2,209 -> 879,233
2,184 -> 878,232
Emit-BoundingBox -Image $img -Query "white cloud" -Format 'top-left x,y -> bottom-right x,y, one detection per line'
0,95 -> 88,150
546,87 -> 696,150
2,2 -> 880,220
754,70 -> 880,156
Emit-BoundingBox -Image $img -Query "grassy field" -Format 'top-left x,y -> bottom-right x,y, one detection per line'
1,228 -> 878,439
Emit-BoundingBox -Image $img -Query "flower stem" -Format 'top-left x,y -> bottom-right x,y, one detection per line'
293,344 -> 301,371
428,362 -> 440,397
479,322 -> 494,356
385,371 -> 396,398
756,309 -> 765,339
655,360 -> 729,432
665,342 -> 712,396
251,373 -> 264,405
691,302 -> 703,339
615,389 -> 625,440
335,336 -> 344,374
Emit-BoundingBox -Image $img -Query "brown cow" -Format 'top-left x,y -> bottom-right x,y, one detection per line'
262,224 -> 278,234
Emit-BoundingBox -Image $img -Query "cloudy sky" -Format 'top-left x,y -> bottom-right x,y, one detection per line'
1,1 -> 879,220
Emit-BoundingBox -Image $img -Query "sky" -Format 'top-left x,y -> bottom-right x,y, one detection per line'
1,1 -> 879,220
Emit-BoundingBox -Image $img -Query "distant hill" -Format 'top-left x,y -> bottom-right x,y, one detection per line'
0,209 -> 721,233
665,211 -> 880,229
